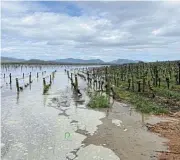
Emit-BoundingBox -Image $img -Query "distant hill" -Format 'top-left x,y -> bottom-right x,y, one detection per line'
54,58 -> 104,64
1,57 -> 25,62
109,59 -> 139,64
1,56 -> 140,64
26,59 -> 46,63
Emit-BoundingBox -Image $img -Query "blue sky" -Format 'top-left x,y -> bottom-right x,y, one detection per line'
1,1 -> 180,62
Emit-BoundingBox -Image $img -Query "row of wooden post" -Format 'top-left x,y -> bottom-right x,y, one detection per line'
15,71 -> 46,92
43,75 -> 52,86
6,71 -> 46,90
66,69 -> 79,92
42,71 -> 56,94
3,73 -> 12,84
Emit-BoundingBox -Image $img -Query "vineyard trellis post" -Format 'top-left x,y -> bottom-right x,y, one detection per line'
9,73 -> 12,84
43,78 -> 46,87
178,62 -> 180,85
16,78 -> 19,92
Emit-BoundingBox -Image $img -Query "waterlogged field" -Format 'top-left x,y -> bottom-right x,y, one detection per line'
1,64 -> 171,160
1,65 -> 119,160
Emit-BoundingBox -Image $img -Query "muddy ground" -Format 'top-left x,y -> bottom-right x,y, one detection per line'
147,112 -> 180,160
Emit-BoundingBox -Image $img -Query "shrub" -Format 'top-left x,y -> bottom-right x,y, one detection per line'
88,93 -> 109,108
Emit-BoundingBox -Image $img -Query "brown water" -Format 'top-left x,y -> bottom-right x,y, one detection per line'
1,66 -> 169,160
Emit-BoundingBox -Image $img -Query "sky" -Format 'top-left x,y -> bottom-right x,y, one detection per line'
1,1 -> 180,62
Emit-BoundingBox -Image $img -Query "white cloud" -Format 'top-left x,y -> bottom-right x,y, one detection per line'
1,1 -> 180,61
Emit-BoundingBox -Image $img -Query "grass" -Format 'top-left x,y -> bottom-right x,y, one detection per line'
154,87 -> 180,101
88,92 -> 109,108
114,87 -> 168,114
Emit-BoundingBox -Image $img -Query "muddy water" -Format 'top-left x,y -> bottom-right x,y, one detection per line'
1,66 -> 168,160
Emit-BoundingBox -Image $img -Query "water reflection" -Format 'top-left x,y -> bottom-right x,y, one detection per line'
10,84 -> 12,90
16,92 -> 19,104
141,113 -> 145,126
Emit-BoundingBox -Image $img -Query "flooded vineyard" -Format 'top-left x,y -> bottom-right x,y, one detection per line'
1,64 -> 174,160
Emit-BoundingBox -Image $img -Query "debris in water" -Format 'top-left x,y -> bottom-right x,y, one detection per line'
123,128 -> 127,132
112,119 -> 123,127
48,147 -> 53,150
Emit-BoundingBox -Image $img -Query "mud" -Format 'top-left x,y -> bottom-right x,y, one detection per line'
147,112 -> 180,160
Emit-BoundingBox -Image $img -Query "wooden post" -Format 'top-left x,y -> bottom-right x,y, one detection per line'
142,77 -> 146,92
93,80 -> 95,89
137,80 -> 141,92
43,78 -> 46,87
158,78 -> 161,87
67,71 -> 70,79
175,74 -> 178,85
128,79 -> 131,90
37,72 -> 39,78
92,68 -> 95,78
70,75 -> 74,85
166,77 -> 170,89
50,75 -> 52,84
95,80 -> 97,90
23,73 -> 24,79
16,78 -> 19,92
9,73 -> 12,84
29,73 -> 31,84
154,66 -> 158,87
153,77 -> 156,86
114,73 -> 116,85
3,74 -> 5,78
87,71 -> 90,83
71,73 -> 73,80
75,74 -> 78,90
105,66 -> 108,82
178,62 -> 180,85
98,80 -> 101,90
89,78 -> 92,86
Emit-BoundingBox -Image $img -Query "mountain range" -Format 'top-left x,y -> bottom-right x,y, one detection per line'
1,56 -> 140,64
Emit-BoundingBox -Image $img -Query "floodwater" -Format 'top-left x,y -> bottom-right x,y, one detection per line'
1,66 -> 168,160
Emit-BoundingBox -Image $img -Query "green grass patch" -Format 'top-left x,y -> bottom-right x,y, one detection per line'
88,93 -> 109,108
154,87 -> 180,101
114,87 -> 168,114
43,84 -> 51,94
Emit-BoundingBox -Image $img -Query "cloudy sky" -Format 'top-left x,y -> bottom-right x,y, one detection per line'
1,1 -> 180,62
